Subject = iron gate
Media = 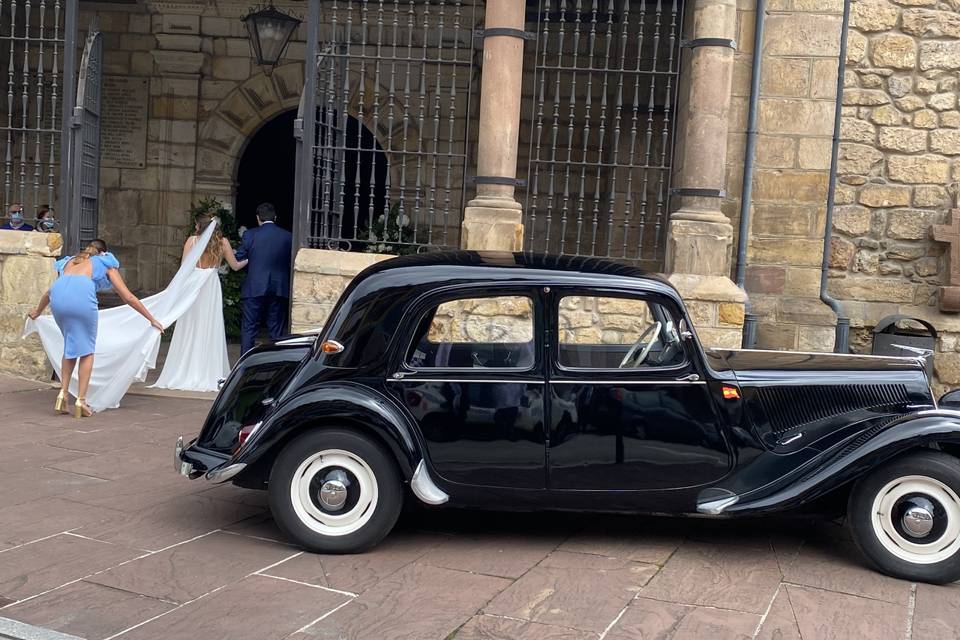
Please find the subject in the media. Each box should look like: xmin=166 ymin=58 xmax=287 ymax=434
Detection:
xmin=522 ymin=0 xmax=683 ymax=269
xmin=69 ymin=25 xmax=101 ymax=247
xmin=296 ymin=0 xmax=481 ymax=253
xmin=0 ymin=0 xmax=71 ymax=224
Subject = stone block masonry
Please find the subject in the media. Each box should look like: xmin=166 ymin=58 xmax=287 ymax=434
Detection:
xmin=827 ymin=0 xmax=960 ymax=393
xmin=734 ymin=0 xmax=843 ymax=352
xmin=0 ymin=231 xmax=62 ymax=382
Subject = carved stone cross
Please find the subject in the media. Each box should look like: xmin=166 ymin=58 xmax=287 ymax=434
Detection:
xmin=932 ymin=208 xmax=960 ymax=312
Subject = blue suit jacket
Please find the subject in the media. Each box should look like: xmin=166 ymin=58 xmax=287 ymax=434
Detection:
xmin=235 ymin=222 xmax=292 ymax=299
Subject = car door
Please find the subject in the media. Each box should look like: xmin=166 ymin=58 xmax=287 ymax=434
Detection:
xmin=547 ymin=288 xmax=731 ymax=494
xmin=388 ymin=287 xmax=547 ymax=489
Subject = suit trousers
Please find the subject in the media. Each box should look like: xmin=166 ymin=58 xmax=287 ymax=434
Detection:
xmin=241 ymin=295 xmax=289 ymax=354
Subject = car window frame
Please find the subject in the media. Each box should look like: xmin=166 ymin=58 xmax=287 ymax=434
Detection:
xmin=551 ymin=287 xmax=691 ymax=375
xmin=396 ymin=285 xmax=543 ymax=376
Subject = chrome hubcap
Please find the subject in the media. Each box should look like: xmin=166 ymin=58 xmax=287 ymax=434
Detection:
xmin=902 ymin=503 xmax=935 ymax=538
xmin=317 ymin=469 xmax=350 ymax=511
xmin=871 ymin=475 xmax=960 ymax=565
xmin=291 ymin=450 xmax=378 ymax=537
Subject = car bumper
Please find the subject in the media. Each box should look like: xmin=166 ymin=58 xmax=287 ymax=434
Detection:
xmin=174 ymin=436 xmax=247 ymax=484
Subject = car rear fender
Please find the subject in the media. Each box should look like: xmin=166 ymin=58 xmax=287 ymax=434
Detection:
xmin=722 ymin=410 xmax=960 ymax=515
xmin=233 ymin=382 xmax=424 ymax=480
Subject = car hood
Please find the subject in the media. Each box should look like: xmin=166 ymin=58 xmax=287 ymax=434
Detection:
xmin=705 ymin=348 xmax=925 ymax=375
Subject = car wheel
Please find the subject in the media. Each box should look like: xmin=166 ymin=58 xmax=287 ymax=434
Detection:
xmin=848 ymin=450 xmax=960 ymax=584
xmin=268 ymin=429 xmax=402 ymax=553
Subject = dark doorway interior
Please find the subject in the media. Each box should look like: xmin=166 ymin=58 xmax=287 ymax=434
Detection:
xmin=236 ymin=109 xmax=297 ymax=231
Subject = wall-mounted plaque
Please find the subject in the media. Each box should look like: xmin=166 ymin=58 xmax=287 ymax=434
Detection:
xmin=101 ymin=76 xmax=149 ymax=169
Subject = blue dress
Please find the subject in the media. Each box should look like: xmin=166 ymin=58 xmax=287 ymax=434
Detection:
xmin=49 ymin=253 xmax=119 ymax=359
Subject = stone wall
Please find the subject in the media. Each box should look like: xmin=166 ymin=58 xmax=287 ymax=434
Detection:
xmin=829 ymin=0 xmax=960 ymax=393
xmin=0 ymin=231 xmax=62 ymax=381
xmin=290 ymin=249 xmax=394 ymax=335
xmin=79 ymin=2 xmax=310 ymax=295
xmin=733 ymin=0 xmax=844 ymax=351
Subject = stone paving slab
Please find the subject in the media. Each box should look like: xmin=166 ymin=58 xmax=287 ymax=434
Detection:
xmin=0 ymin=374 xmax=959 ymax=640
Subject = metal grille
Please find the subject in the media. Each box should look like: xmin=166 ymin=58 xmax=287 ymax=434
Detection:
xmin=300 ymin=0 xmax=480 ymax=253
xmin=0 ymin=0 xmax=66 ymax=222
xmin=757 ymin=384 xmax=909 ymax=435
xmin=70 ymin=26 xmax=100 ymax=246
xmin=522 ymin=0 xmax=683 ymax=269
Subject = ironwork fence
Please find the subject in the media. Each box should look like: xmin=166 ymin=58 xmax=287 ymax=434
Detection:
xmin=521 ymin=0 xmax=683 ymax=269
xmin=0 ymin=0 xmax=68 ymax=223
xmin=69 ymin=26 xmax=101 ymax=247
xmin=297 ymin=0 xmax=481 ymax=253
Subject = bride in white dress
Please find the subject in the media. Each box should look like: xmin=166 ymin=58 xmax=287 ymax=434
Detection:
xmin=26 ymin=216 xmax=233 ymax=411
xmin=150 ymin=212 xmax=246 ymax=392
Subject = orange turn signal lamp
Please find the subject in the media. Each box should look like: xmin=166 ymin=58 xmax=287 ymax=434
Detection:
xmin=722 ymin=386 xmax=740 ymax=400
xmin=320 ymin=340 xmax=344 ymax=354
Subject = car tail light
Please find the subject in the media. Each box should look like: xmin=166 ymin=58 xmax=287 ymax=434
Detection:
xmin=238 ymin=421 xmax=262 ymax=447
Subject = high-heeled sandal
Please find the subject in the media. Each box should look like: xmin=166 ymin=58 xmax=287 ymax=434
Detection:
xmin=74 ymin=398 xmax=93 ymax=419
xmin=54 ymin=389 xmax=70 ymax=414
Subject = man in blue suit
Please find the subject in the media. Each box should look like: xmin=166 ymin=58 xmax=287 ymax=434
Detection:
xmin=235 ymin=202 xmax=292 ymax=354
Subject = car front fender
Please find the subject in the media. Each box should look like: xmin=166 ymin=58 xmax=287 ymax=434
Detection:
xmin=722 ymin=409 xmax=960 ymax=515
xmin=232 ymin=381 xmax=424 ymax=480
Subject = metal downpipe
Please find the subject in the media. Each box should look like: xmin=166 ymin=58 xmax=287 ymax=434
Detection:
xmin=820 ymin=0 xmax=852 ymax=353
xmin=735 ymin=0 xmax=767 ymax=348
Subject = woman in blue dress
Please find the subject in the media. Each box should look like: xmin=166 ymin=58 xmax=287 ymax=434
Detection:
xmin=28 ymin=239 xmax=163 ymax=418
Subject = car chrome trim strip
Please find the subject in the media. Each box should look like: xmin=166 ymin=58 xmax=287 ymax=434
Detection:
xmin=697 ymin=495 xmax=740 ymax=515
xmin=410 ymin=460 xmax=449 ymax=505
xmin=205 ymin=462 xmax=248 ymax=484
xmin=387 ymin=378 xmax=706 ymax=385
xmin=715 ymin=348 xmax=921 ymax=362
xmin=387 ymin=378 xmax=546 ymax=384
xmin=550 ymin=380 xmax=708 ymax=385
xmin=277 ymin=335 xmax=317 ymax=346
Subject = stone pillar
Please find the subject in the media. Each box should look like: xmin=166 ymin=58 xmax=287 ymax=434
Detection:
xmin=665 ymin=0 xmax=738 ymax=276
xmin=460 ymin=0 xmax=525 ymax=252
xmin=0 ymin=231 xmax=62 ymax=381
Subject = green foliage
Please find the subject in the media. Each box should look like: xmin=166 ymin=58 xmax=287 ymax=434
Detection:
xmin=364 ymin=201 xmax=420 ymax=256
xmin=185 ymin=198 xmax=245 ymax=340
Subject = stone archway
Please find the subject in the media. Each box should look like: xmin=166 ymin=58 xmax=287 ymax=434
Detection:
xmin=194 ymin=63 xmax=305 ymax=207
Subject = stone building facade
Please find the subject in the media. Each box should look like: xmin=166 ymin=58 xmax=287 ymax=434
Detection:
xmin=1 ymin=0 xmax=960 ymax=388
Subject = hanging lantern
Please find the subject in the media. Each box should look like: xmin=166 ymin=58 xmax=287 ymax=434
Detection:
xmin=241 ymin=3 xmax=301 ymax=73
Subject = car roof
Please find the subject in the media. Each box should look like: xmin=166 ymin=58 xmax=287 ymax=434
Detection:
xmin=315 ymin=251 xmax=681 ymax=370
xmin=356 ymin=250 xmax=673 ymax=287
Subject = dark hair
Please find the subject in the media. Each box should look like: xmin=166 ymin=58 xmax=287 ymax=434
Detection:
xmin=37 ymin=204 xmax=51 ymax=218
xmin=256 ymin=202 xmax=277 ymax=222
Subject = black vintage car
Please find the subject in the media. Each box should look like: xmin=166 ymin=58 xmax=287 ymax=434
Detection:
xmin=176 ymin=252 xmax=960 ymax=583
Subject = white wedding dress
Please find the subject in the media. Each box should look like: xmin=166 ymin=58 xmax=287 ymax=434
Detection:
xmin=24 ymin=220 xmax=228 ymax=411
xmin=148 ymin=263 xmax=230 ymax=393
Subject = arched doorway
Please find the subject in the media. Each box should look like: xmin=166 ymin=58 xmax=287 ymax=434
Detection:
xmin=236 ymin=110 xmax=297 ymax=231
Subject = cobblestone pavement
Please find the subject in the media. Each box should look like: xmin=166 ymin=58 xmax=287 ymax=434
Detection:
xmin=0 ymin=376 xmax=958 ymax=640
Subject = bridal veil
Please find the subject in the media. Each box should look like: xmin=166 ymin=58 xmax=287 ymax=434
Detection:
xmin=24 ymin=219 xmax=221 ymax=412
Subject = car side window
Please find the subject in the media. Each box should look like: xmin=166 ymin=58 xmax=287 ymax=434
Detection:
xmin=557 ymin=295 xmax=685 ymax=369
xmin=407 ymin=295 xmax=535 ymax=369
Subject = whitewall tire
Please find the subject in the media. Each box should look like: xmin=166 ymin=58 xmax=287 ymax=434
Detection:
xmin=268 ymin=429 xmax=402 ymax=553
xmin=849 ymin=451 xmax=960 ymax=584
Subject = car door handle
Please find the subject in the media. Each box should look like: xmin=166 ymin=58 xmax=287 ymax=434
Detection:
xmin=677 ymin=373 xmax=700 ymax=382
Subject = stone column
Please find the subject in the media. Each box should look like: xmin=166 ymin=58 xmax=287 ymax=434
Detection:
xmin=665 ymin=0 xmax=738 ymax=276
xmin=460 ymin=0 xmax=525 ymax=252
